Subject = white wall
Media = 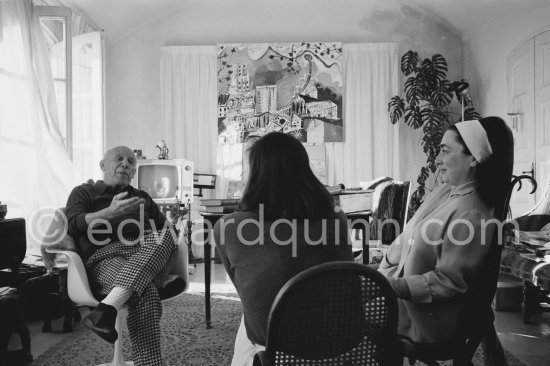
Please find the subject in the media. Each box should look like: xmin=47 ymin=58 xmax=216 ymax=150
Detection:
xmin=105 ymin=0 xmax=464 ymax=183
xmin=464 ymin=1 xmax=550 ymax=118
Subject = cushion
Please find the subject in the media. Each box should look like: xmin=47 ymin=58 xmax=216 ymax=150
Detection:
xmin=40 ymin=208 xmax=76 ymax=272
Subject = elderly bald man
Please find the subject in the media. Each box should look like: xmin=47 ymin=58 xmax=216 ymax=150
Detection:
xmin=65 ymin=146 xmax=180 ymax=366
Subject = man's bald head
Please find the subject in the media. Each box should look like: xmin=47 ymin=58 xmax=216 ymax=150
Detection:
xmin=103 ymin=146 xmax=135 ymax=160
xmin=100 ymin=146 xmax=137 ymax=186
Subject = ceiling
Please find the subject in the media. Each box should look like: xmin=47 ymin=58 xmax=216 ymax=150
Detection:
xmin=59 ymin=0 xmax=194 ymax=44
xmin=57 ymin=0 xmax=543 ymax=47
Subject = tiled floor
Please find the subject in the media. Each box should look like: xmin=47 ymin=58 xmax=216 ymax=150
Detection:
xmin=495 ymin=308 xmax=550 ymax=366
xmin=8 ymin=262 xmax=550 ymax=365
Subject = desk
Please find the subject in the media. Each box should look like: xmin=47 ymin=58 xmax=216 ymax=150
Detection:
xmin=347 ymin=210 xmax=373 ymax=264
xmin=198 ymin=212 xmax=225 ymax=329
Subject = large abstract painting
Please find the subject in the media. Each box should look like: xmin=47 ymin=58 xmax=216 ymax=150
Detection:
xmin=217 ymin=42 xmax=343 ymax=144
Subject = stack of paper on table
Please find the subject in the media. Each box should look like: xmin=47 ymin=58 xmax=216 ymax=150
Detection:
xmin=199 ymin=198 xmax=240 ymax=214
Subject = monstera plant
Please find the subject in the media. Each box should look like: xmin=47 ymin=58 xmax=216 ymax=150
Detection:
xmin=388 ymin=50 xmax=480 ymax=217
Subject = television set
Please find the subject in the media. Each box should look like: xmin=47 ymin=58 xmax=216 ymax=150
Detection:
xmin=132 ymin=159 xmax=194 ymax=204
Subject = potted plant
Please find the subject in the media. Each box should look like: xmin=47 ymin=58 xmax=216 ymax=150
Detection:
xmin=388 ymin=50 xmax=479 ymax=217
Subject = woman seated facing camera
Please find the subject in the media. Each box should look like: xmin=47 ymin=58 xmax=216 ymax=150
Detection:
xmin=379 ymin=116 xmax=514 ymax=343
xmin=214 ymin=132 xmax=353 ymax=366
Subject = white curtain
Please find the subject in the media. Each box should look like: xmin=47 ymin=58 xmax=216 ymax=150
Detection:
xmin=0 ymin=0 xmax=79 ymax=245
xmin=160 ymin=46 xmax=221 ymax=200
xmin=160 ymin=43 xmax=399 ymax=201
xmin=325 ymin=43 xmax=400 ymax=185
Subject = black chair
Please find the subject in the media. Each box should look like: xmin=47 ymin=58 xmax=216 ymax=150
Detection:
xmin=369 ymin=179 xmax=411 ymax=245
xmin=400 ymin=184 xmax=514 ymax=366
xmin=353 ymin=178 xmax=410 ymax=264
xmin=254 ymin=262 xmax=401 ymax=366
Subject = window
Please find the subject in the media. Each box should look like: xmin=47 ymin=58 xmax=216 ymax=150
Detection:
xmin=37 ymin=5 xmax=104 ymax=181
xmin=71 ymin=31 xmax=104 ymax=181
xmin=0 ymin=1 xmax=103 ymax=247
xmin=37 ymin=6 xmax=73 ymax=156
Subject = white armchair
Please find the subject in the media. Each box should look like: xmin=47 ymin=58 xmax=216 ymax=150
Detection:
xmin=46 ymin=233 xmax=189 ymax=366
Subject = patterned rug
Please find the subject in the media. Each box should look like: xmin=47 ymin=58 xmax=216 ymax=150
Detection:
xmin=438 ymin=348 xmax=526 ymax=366
xmin=31 ymin=289 xmax=526 ymax=366
xmin=31 ymin=290 xmax=242 ymax=366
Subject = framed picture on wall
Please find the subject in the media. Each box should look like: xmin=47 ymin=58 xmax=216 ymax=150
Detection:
xmin=217 ymin=42 xmax=343 ymax=144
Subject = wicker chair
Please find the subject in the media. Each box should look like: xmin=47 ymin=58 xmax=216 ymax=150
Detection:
xmin=253 ymin=262 xmax=401 ymax=366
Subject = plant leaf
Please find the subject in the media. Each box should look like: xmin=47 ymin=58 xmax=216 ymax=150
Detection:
xmin=428 ymin=79 xmax=453 ymax=108
xmin=388 ymin=96 xmax=405 ymax=124
xmin=420 ymin=107 xmax=445 ymax=161
xmin=420 ymin=55 xmax=448 ymax=88
xmin=404 ymin=77 xmax=422 ymax=105
xmin=430 ymin=54 xmax=448 ymax=81
xmin=417 ymin=166 xmax=430 ymax=184
xmin=464 ymin=107 xmax=481 ymax=120
xmin=401 ymin=50 xmax=419 ymax=76
xmin=404 ymin=105 xmax=422 ymax=129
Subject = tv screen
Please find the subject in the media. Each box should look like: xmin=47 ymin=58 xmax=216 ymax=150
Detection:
xmin=138 ymin=165 xmax=179 ymax=200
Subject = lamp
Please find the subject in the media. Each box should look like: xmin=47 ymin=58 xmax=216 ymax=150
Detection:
xmin=453 ymin=81 xmax=470 ymax=121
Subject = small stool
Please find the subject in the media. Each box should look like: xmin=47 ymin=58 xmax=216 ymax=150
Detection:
xmin=493 ymin=274 xmax=523 ymax=311
xmin=19 ymin=269 xmax=80 ymax=333
xmin=0 ymin=288 xmax=32 ymax=365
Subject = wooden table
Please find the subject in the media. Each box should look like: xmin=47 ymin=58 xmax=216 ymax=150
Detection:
xmin=198 ymin=212 xmax=225 ymax=329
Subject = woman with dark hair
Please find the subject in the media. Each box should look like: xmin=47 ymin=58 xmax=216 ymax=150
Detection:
xmin=214 ymin=132 xmax=352 ymax=366
xmin=239 ymin=130 xmax=336 ymax=219
xmin=378 ymin=116 xmax=514 ymax=343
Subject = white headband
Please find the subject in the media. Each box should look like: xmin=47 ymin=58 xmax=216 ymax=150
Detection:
xmin=455 ymin=120 xmax=493 ymax=163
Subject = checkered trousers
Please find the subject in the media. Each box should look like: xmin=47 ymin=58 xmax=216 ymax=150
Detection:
xmin=85 ymin=227 xmax=178 ymax=366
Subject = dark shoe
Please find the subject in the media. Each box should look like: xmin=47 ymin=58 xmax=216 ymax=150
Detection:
xmin=158 ymin=278 xmax=187 ymax=300
xmin=82 ymin=303 xmax=118 ymax=343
